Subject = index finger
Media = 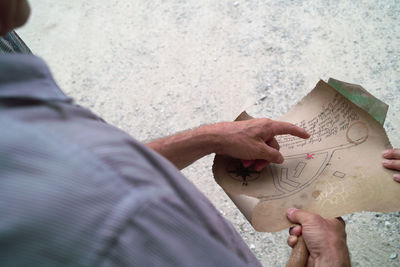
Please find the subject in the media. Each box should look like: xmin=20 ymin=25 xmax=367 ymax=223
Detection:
xmin=271 ymin=121 xmax=310 ymax=139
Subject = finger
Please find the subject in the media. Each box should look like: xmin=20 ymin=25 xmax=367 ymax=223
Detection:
xmin=289 ymin=225 xmax=302 ymax=236
xmin=267 ymin=138 xmax=280 ymax=151
xmin=382 ymin=159 xmax=400 ymax=171
xmin=254 ymin=160 xmax=269 ymax=171
xmin=253 ymin=138 xmax=278 ymax=170
xmin=394 ymin=174 xmax=400 ymax=182
xmin=258 ymin=143 xmax=284 ymax=163
xmin=287 ymin=208 xmax=321 ymax=225
xmin=382 ymin=148 xmax=400 ymax=159
xmin=287 ymin=235 xmax=298 ymax=248
xmin=307 ymin=257 xmax=315 ymax=267
xmin=241 ymin=159 xmax=254 ymax=168
xmin=271 ymin=121 xmax=310 ymax=139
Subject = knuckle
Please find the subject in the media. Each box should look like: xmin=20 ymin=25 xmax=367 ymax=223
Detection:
xmin=307 ymin=214 xmax=323 ymax=223
xmin=386 ymin=148 xmax=400 ymax=158
xmin=388 ymin=160 xmax=400 ymax=168
xmin=262 ymin=119 xmax=273 ymax=129
xmin=386 ymin=149 xmax=395 ymax=157
xmin=257 ymin=146 xmax=269 ymax=158
xmin=395 ymin=161 xmax=400 ymax=168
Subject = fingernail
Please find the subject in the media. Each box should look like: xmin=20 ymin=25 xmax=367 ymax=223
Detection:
xmin=382 ymin=149 xmax=391 ymax=157
xmin=394 ymin=174 xmax=400 ymax=182
xmin=288 ymin=235 xmax=297 ymax=244
xmin=383 ymin=160 xmax=391 ymax=165
xmin=287 ymin=208 xmax=297 ymax=216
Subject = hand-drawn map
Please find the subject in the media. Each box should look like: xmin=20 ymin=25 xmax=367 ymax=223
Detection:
xmin=213 ymin=80 xmax=400 ymax=232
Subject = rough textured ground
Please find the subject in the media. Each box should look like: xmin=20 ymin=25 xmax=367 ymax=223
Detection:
xmin=19 ymin=0 xmax=399 ymax=266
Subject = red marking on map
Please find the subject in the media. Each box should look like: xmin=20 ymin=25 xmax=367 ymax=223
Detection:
xmin=306 ymin=153 xmax=315 ymax=159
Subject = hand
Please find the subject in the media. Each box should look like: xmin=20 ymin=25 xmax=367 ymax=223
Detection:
xmin=215 ymin=118 xmax=310 ymax=171
xmin=146 ymin=118 xmax=309 ymax=170
xmin=286 ymin=208 xmax=350 ymax=267
xmin=382 ymin=148 xmax=400 ymax=182
xmin=241 ymin=138 xmax=280 ymax=171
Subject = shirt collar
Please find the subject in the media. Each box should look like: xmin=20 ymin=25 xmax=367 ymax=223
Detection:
xmin=0 ymin=54 xmax=72 ymax=102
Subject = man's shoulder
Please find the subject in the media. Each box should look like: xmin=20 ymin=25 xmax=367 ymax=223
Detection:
xmin=0 ymin=53 xmax=71 ymax=102
xmin=0 ymin=110 xmax=185 ymax=266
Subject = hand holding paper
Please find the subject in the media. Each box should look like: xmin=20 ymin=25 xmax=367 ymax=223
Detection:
xmin=286 ymin=208 xmax=350 ymax=267
xmin=382 ymin=148 xmax=400 ymax=182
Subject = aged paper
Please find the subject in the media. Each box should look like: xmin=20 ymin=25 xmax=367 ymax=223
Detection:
xmin=328 ymin=78 xmax=388 ymax=125
xmin=213 ymin=80 xmax=400 ymax=232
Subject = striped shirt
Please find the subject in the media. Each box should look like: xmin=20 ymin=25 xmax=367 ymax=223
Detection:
xmin=0 ymin=31 xmax=32 ymax=55
xmin=0 ymin=53 xmax=261 ymax=266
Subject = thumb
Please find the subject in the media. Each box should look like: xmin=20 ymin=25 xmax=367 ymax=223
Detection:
xmin=287 ymin=208 xmax=315 ymax=225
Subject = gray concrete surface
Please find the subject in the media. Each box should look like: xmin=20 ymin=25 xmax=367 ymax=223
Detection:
xmin=18 ymin=0 xmax=399 ymax=266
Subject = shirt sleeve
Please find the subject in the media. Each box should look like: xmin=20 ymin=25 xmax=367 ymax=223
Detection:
xmin=97 ymin=194 xmax=260 ymax=267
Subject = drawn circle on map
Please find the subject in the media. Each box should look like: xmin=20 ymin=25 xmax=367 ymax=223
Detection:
xmin=346 ymin=121 xmax=368 ymax=144
xmin=226 ymin=160 xmax=261 ymax=183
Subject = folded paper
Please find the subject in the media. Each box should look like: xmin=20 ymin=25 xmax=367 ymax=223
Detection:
xmin=213 ymin=80 xmax=400 ymax=232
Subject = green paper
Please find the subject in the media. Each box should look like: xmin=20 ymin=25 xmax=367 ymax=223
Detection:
xmin=328 ymin=78 xmax=388 ymax=125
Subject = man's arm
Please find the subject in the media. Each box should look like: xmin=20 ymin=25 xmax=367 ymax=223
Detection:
xmin=146 ymin=118 xmax=310 ymax=170
xmin=146 ymin=124 xmax=220 ymax=170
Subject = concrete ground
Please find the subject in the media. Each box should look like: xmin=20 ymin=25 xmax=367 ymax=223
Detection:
xmin=19 ymin=0 xmax=399 ymax=266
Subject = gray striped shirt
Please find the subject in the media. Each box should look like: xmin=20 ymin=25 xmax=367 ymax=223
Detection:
xmin=0 ymin=31 xmax=32 ymax=55
xmin=0 ymin=54 xmax=261 ymax=267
